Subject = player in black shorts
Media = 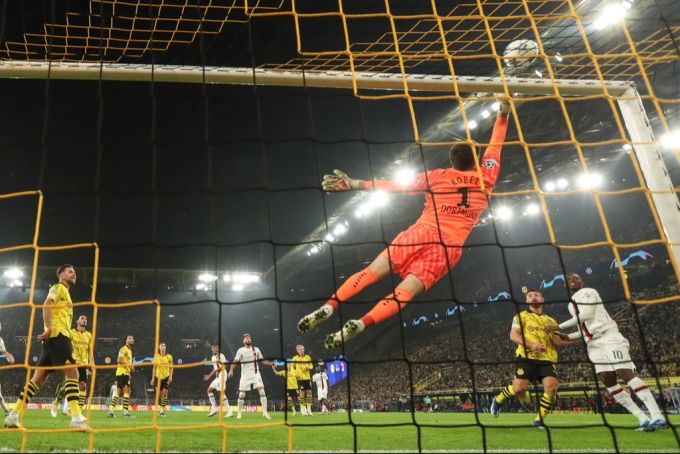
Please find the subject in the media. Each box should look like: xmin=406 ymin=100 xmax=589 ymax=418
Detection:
xmin=490 ymin=289 xmax=576 ymax=428
xmin=4 ymin=265 xmax=86 ymax=430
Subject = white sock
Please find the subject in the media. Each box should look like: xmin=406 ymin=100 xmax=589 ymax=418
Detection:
xmin=322 ymin=404 xmax=328 ymax=412
xmin=237 ymin=399 xmax=244 ymax=415
xmin=628 ymin=378 xmax=663 ymax=420
xmin=208 ymin=392 xmax=216 ymax=409
xmin=607 ymin=385 xmax=648 ymax=423
xmin=223 ymin=396 xmax=231 ymax=413
xmin=260 ymin=395 xmax=268 ymax=414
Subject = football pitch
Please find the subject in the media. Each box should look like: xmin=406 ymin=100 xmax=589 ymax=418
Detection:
xmin=1 ymin=410 xmax=678 ymax=452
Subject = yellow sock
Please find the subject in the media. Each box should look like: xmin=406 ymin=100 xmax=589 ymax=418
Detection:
xmin=63 ymin=379 xmax=82 ymax=416
xmin=495 ymin=385 xmax=516 ymax=404
xmin=14 ymin=380 xmax=39 ymax=414
xmin=536 ymin=392 xmax=555 ymax=421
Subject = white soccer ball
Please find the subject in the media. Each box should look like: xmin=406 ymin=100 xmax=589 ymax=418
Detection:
xmin=503 ymin=39 xmax=539 ymax=67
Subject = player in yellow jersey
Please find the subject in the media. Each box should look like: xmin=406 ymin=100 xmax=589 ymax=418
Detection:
xmin=292 ymin=344 xmax=313 ymax=416
xmin=272 ymin=362 xmax=300 ymax=415
xmin=490 ymin=289 xmax=576 ymax=428
xmin=4 ymin=265 xmax=86 ymax=430
xmin=108 ymin=335 xmax=135 ymax=418
xmin=151 ymin=342 xmax=173 ymax=417
xmin=51 ymin=314 xmax=93 ymax=417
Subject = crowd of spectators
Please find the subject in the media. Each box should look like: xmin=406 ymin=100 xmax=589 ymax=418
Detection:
xmin=1 ymin=286 xmax=678 ymax=412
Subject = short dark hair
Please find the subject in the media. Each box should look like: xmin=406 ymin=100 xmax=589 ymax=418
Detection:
xmin=525 ymin=289 xmax=543 ymax=295
xmin=56 ymin=264 xmax=73 ymax=277
xmin=449 ymin=143 xmax=476 ymax=170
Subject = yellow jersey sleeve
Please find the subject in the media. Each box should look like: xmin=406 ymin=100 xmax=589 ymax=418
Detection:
xmin=46 ymin=283 xmax=73 ymax=338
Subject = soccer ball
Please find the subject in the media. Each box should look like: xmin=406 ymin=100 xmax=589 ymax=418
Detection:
xmin=503 ymin=39 xmax=539 ymax=68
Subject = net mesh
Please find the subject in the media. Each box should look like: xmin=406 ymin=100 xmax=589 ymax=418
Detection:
xmin=0 ymin=0 xmax=679 ymax=452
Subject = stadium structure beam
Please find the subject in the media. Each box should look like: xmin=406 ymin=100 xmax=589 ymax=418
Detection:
xmin=0 ymin=60 xmax=634 ymax=96
xmin=616 ymin=87 xmax=680 ymax=279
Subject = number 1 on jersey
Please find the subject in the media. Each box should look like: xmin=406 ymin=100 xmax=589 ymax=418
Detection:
xmin=457 ymin=188 xmax=469 ymax=208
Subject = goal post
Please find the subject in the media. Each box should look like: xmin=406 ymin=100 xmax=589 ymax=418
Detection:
xmin=1 ymin=60 xmax=677 ymax=283
xmin=0 ymin=60 xmax=634 ymax=96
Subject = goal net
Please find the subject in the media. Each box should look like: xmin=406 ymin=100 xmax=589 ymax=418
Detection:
xmin=0 ymin=0 xmax=678 ymax=452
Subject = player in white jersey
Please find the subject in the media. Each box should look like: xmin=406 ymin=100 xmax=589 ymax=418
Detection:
xmin=203 ymin=343 xmax=233 ymax=417
xmin=311 ymin=363 xmax=330 ymax=414
xmin=228 ymin=334 xmax=275 ymax=419
xmin=553 ymin=273 xmax=668 ymax=431
xmin=0 ymin=322 xmax=16 ymax=414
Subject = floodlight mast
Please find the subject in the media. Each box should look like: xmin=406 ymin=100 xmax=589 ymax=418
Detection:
xmin=1 ymin=61 xmax=677 ymax=283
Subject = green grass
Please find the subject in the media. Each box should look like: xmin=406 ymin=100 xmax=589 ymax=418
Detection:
xmin=1 ymin=410 xmax=678 ymax=452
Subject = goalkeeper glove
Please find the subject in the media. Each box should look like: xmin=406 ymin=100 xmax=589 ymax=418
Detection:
xmin=322 ymin=169 xmax=361 ymax=191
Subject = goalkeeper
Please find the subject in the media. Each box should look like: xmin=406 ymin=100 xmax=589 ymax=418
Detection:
xmin=298 ymin=100 xmax=512 ymax=349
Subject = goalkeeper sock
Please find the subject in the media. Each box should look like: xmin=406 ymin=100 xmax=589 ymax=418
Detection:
xmin=327 ymin=268 xmax=378 ymax=310
xmin=360 ymin=287 xmax=413 ymax=327
xmin=535 ymin=392 xmax=555 ymax=421
xmin=628 ymin=377 xmax=663 ymax=420
xmin=607 ymin=385 xmax=648 ymax=423
xmin=208 ymin=392 xmax=217 ymax=409
xmin=495 ymin=385 xmax=516 ymax=404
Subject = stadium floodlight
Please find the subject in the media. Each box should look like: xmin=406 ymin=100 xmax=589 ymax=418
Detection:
xmin=481 ymin=110 xmax=490 ymax=119
xmin=557 ymin=178 xmax=569 ymax=190
xmin=491 ymin=102 xmax=500 ymax=112
xmin=555 ymin=52 xmax=564 ymax=62
xmin=496 ymin=206 xmax=513 ymax=221
xmin=310 ymin=245 xmax=320 ymax=254
xmin=3 ymin=268 xmax=23 ymax=280
xmin=369 ymin=191 xmax=389 ymax=208
xmin=325 ymin=233 xmax=335 ymax=242
xmin=395 ymin=167 xmax=416 ymax=185
xmin=660 ymin=130 xmax=680 ymax=149
xmin=195 ymin=282 xmax=207 ymax=291
xmin=534 ymin=70 xmax=543 ymax=78
xmin=594 ymin=2 xmax=628 ymax=30
xmin=231 ymin=272 xmax=260 ymax=284
xmin=231 ymin=283 xmax=245 ymax=291
xmin=222 ymin=274 xmax=231 ymax=283
xmin=198 ymin=273 xmax=217 ymax=283
xmin=544 ymin=181 xmax=556 ymax=192
xmin=467 ymin=120 xmax=478 ymax=130
xmin=526 ymin=203 xmax=541 ymax=215
xmin=333 ymin=223 xmax=348 ymax=236
xmin=623 ymin=143 xmax=633 ymax=151
xmin=578 ymin=172 xmax=604 ymax=188
xmin=355 ymin=203 xmax=371 ymax=218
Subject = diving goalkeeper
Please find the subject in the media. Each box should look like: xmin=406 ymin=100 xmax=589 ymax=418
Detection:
xmin=299 ymin=100 xmax=512 ymax=349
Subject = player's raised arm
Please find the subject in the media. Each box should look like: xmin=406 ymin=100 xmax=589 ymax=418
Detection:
xmin=322 ymin=169 xmax=427 ymax=193
xmin=480 ymin=100 xmax=511 ymax=189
